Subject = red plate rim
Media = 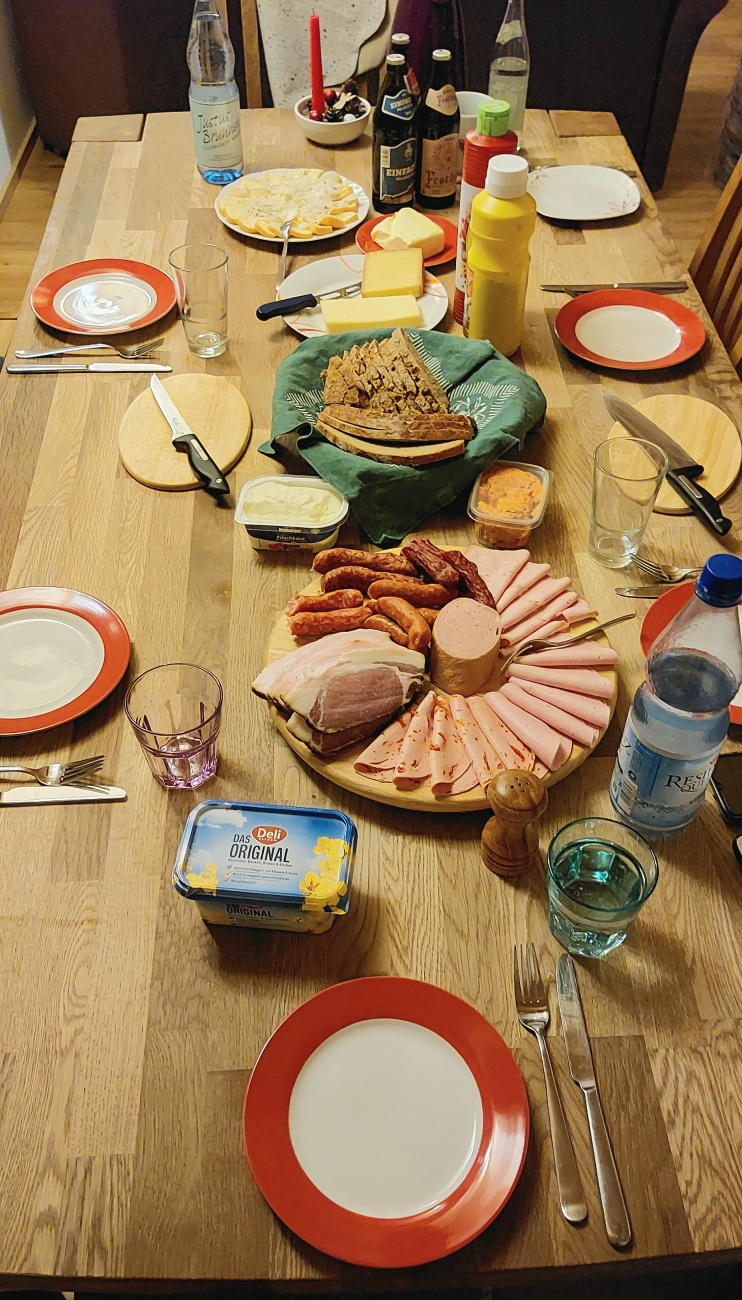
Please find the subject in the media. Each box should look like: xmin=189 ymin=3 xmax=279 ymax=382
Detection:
xmin=639 ymin=580 xmax=742 ymax=725
xmin=244 ymin=975 xmax=529 ymax=1268
xmin=355 ymin=214 xmax=458 ymax=266
xmin=0 ymin=587 xmax=131 ymax=735
xmin=30 ymin=258 xmax=177 ymax=335
xmin=554 ymin=288 xmax=706 ymax=371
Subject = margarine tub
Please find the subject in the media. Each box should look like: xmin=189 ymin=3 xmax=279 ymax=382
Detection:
xmin=235 ymin=475 xmax=349 ymax=551
xmin=172 ymin=800 xmax=356 ymax=932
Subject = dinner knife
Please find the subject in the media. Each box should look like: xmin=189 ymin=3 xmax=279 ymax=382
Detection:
xmin=541 ymin=281 xmax=687 ymax=294
xmin=557 ymin=954 xmax=631 ymax=1248
xmin=604 ymin=392 xmax=732 ymax=536
xmin=256 ymin=283 xmax=362 ymax=321
xmin=6 ymin=362 xmax=172 ymax=374
xmin=0 ymin=784 xmax=127 ymax=805
xmin=149 ymin=374 xmax=230 ymax=497
xmin=615 ymin=584 xmax=682 ymax=598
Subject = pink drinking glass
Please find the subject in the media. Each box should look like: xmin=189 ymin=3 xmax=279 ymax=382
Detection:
xmin=125 ymin=663 xmax=223 ymax=789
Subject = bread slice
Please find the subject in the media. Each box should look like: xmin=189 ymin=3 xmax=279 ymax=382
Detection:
xmin=320 ymin=329 xmax=449 ymax=418
xmin=321 ymin=404 xmax=475 ymax=444
xmin=315 ymin=417 xmax=464 ymax=464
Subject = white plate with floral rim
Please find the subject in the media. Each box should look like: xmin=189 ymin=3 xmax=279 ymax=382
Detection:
xmin=276 ymin=254 xmax=449 ymax=338
xmin=527 ymin=165 xmax=641 ymax=222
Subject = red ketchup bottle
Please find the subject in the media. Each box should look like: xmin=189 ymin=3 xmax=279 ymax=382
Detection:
xmin=454 ymin=98 xmax=517 ymax=324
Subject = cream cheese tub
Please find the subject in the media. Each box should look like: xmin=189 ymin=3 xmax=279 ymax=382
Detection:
xmin=235 ymin=475 xmax=349 ymax=551
xmin=172 ymin=800 xmax=356 ymax=932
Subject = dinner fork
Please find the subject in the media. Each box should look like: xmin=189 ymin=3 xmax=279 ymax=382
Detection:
xmin=16 ymin=336 xmax=165 ymax=360
xmin=500 ymin=612 xmax=636 ymax=675
xmin=276 ymin=218 xmax=293 ymax=292
xmin=0 ymin=756 xmax=105 ymax=788
xmin=632 ymin=554 xmax=703 ymax=584
xmin=514 ymin=944 xmax=587 ymax=1224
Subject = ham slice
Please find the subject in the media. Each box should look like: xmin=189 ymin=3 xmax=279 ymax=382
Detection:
xmin=533 ymin=760 xmax=551 ymax=781
xmin=468 ymin=695 xmax=534 ymax=771
xmin=496 ymin=562 xmax=551 ymax=613
xmin=524 ymin=618 xmax=570 ymax=643
xmin=500 ymin=681 xmax=599 ymax=748
xmin=485 ymin=691 xmax=572 ymax=772
xmin=563 ymin=600 xmax=598 ymax=625
xmin=508 ymin=662 xmax=615 ymax=701
xmin=500 ymin=576 xmax=573 ymax=632
xmin=466 ymin=546 xmax=530 ymax=605
xmin=394 ymin=691 xmax=435 ymax=787
xmin=501 ymin=592 xmax=578 ymax=646
xmin=449 ymin=695 xmax=505 ymax=791
xmin=518 ymin=643 xmax=618 ymax=669
xmin=430 ymin=695 xmax=472 ymax=795
xmin=511 ymin=678 xmax=612 ymax=729
xmin=354 ymin=707 xmax=416 ymax=774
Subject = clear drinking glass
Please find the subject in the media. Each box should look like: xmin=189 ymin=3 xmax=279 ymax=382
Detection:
xmin=546 ymin=816 xmax=658 ymax=958
xmin=125 ymin=663 xmax=223 ymax=789
xmin=168 ymin=243 xmax=228 ymax=357
xmin=589 ymin=437 xmax=668 ymax=568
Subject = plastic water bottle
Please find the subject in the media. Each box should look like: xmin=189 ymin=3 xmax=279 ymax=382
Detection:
xmin=488 ymin=0 xmax=530 ymax=143
xmin=188 ymin=0 xmax=243 ymax=185
xmin=610 ymin=554 xmax=742 ymax=836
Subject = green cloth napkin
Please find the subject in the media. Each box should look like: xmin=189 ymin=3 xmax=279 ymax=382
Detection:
xmin=260 ymin=328 xmax=546 ymax=547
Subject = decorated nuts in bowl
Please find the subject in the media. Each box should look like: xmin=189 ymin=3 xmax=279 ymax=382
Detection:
xmin=294 ymin=83 xmax=371 ymax=146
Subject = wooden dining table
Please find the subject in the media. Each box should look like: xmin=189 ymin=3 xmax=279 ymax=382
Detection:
xmin=1 ymin=106 xmax=741 ymax=1292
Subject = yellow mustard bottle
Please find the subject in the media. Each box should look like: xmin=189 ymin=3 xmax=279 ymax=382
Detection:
xmin=465 ymin=154 xmax=536 ymax=356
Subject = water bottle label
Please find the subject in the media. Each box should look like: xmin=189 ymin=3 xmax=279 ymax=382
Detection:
xmin=381 ymin=90 xmax=415 ymax=122
xmin=378 ymin=138 xmax=417 ymax=203
xmin=610 ymin=716 xmax=717 ymax=824
xmin=190 ymin=93 xmax=242 ymax=170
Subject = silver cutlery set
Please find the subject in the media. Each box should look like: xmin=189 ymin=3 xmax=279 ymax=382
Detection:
xmin=0 ymin=755 xmax=125 ymax=805
xmin=7 ymin=334 xmax=171 ymax=375
xmin=515 ymin=943 xmax=631 ymax=1247
xmin=616 ymin=555 xmax=704 ymax=598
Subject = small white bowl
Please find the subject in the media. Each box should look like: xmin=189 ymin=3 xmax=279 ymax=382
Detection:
xmin=294 ymin=95 xmax=371 ymax=146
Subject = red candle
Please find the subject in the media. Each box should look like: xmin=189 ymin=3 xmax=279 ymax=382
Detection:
xmin=309 ymin=13 xmax=324 ymax=116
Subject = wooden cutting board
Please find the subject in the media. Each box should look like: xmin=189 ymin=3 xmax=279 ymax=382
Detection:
xmin=119 ymin=375 xmax=252 ymax=490
xmin=608 ymin=394 xmax=741 ymax=514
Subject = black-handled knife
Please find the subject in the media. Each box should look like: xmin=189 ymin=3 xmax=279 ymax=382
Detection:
xmin=149 ymin=375 xmax=230 ymax=497
xmin=604 ymin=392 xmax=733 ymax=537
xmin=256 ymin=294 xmax=322 ymax=320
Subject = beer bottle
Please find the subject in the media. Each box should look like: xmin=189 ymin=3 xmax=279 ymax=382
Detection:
xmin=372 ymin=53 xmax=418 ymax=214
xmin=416 ymin=48 xmax=460 ymax=209
xmin=390 ymin=32 xmax=420 ymax=107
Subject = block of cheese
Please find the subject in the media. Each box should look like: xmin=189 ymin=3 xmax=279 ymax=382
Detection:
xmin=321 ymin=295 xmax=423 ymax=332
xmin=361 ymin=248 xmax=425 ymax=299
xmin=372 ymin=209 xmax=446 ymax=258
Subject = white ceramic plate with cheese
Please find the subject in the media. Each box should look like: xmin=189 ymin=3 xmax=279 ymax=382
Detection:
xmin=215 ymin=170 xmax=369 ymax=243
xmin=277 ymin=254 xmax=449 ymax=338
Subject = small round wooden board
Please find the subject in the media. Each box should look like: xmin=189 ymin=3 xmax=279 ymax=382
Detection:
xmin=608 ymin=394 xmax=741 ymax=515
xmin=119 ymin=374 xmax=252 ymax=490
xmin=263 ymin=571 xmax=618 ymax=813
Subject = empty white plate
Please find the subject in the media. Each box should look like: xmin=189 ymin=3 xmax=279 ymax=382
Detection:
xmin=52 ymin=271 xmax=158 ymax=329
xmin=575 ymin=304 xmax=682 ymax=362
xmin=528 ymin=165 xmax=641 ymax=222
xmin=0 ymin=608 xmax=105 ymax=718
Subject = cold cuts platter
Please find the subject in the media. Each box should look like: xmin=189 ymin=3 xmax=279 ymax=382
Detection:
xmin=257 ymin=541 xmax=619 ymax=813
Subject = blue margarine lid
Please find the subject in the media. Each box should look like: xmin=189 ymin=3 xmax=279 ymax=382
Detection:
xmin=696 ymin=554 xmax=742 ymax=607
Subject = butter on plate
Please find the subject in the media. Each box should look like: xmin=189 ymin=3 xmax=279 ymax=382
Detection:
xmin=321 ymin=294 xmax=422 ymax=331
xmin=373 ymin=208 xmax=446 ymax=258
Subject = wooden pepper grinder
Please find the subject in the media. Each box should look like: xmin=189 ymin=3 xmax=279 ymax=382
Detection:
xmin=481 ymin=769 xmax=548 ymax=879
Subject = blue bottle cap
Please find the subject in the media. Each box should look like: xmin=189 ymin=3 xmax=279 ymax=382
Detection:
xmin=696 ymin=553 xmax=742 ymax=607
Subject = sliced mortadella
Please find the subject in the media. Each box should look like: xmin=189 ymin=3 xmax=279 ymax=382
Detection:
xmin=510 ymin=677 xmax=612 ymax=728
xmin=465 ymin=546 xmax=530 ymax=605
xmin=393 ymin=691 xmax=436 ymax=787
xmin=449 ymin=763 xmax=478 ymax=794
xmin=500 ymin=576 xmax=573 ymax=632
xmin=563 ymin=600 xmax=599 ymax=625
xmin=507 ymin=662 xmax=615 ymax=700
xmin=518 ymin=643 xmax=618 ymax=669
xmin=449 ymin=694 xmax=505 ymax=791
xmin=533 ymin=760 xmax=551 ymax=781
xmin=468 ymin=694 xmax=535 ymax=771
xmin=500 ymin=681 xmax=599 ymax=748
xmin=354 ymin=706 xmax=417 ymax=774
xmin=496 ymin=562 xmax=552 ymax=613
xmin=485 ymin=691 xmax=572 ymax=772
xmin=501 ymin=592 xmax=578 ymax=646
xmin=430 ymin=695 xmax=472 ymax=796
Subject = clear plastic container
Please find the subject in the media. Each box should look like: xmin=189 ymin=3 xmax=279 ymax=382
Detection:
xmin=235 ymin=475 xmax=349 ymax=551
xmin=467 ymin=460 xmax=550 ymax=548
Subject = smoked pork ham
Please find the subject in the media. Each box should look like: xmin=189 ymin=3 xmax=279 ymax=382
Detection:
xmin=500 ymin=681 xmax=599 ymax=748
xmin=465 ymin=546 xmax=529 ymax=605
xmin=507 ymin=662 xmax=614 ymax=701
xmin=518 ymin=643 xmax=618 ymax=669
xmin=429 ymin=597 xmax=501 ymax=695
xmin=512 ymin=678 xmax=611 ymax=729
xmin=485 ymin=691 xmax=572 ymax=772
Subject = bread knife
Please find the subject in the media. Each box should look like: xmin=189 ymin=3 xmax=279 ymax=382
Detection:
xmin=149 ymin=374 xmax=230 ymax=497
xmin=0 ymin=784 xmax=127 ymax=805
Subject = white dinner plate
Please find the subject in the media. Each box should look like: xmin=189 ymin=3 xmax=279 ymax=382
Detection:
xmin=277 ymin=253 xmax=449 ymax=337
xmin=527 ymin=165 xmax=641 ymax=222
xmin=0 ymin=607 xmax=105 ymax=718
xmin=214 ymin=170 xmax=369 ymax=243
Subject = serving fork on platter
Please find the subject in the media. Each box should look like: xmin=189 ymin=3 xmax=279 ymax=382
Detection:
xmin=500 ymin=613 xmax=636 ymax=675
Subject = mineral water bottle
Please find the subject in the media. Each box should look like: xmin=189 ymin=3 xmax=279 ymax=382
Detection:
xmin=610 ymin=554 xmax=742 ymax=836
xmin=188 ymin=0 xmax=243 ymax=185
xmin=488 ymin=0 xmax=529 ymax=143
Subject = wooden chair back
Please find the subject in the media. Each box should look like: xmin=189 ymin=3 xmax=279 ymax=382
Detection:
xmin=691 ymin=151 xmax=742 ymax=375
xmin=238 ymin=0 xmax=264 ymax=109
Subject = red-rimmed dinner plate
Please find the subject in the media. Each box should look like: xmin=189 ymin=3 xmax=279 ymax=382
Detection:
xmin=554 ymin=289 xmax=706 ymax=370
xmin=244 ymin=976 xmax=529 ymax=1268
xmin=640 ymin=581 xmax=742 ymax=725
xmin=0 ymin=587 xmax=130 ymax=736
xmin=355 ymin=213 xmax=458 ymax=266
xmin=30 ymin=259 xmax=176 ymax=335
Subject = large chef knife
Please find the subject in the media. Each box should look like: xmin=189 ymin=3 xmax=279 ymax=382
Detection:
xmin=557 ymin=954 xmax=631 ymax=1248
xmin=0 ymin=784 xmax=127 ymax=805
xmin=604 ymin=392 xmax=732 ymax=537
xmin=149 ymin=374 xmax=230 ymax=497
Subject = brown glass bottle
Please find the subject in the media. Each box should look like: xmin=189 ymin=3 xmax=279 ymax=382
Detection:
xmin=390 ymin=32 xmax=420 ymax=107
xmin=372 ymin=53 xmax=418 ymax=214
xmin=416 ymin=48 xmax=460 ymax=209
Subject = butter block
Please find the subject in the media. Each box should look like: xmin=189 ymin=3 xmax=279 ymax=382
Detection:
xmin=388 ymin=208 xmax=446 ymax=258
xmin=372 ymin=216 xmax=397 ymax=249
xmin=361 ymin=248 xmax=425 ymax=299
xmin=321 ymin=295 xmax=423 ymax=332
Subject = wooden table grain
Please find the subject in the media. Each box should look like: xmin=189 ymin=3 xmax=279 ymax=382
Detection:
xmin=0 ymin=108 xmax=741 ymax=1290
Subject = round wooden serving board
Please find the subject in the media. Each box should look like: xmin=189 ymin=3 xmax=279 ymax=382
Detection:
xmin=119 ymin=374 xmax=252 ymax=490
xmin=608 ymin=394 xmax=741 ymax=515
xmin=264 ymin=573 xmax=618 ymax=813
